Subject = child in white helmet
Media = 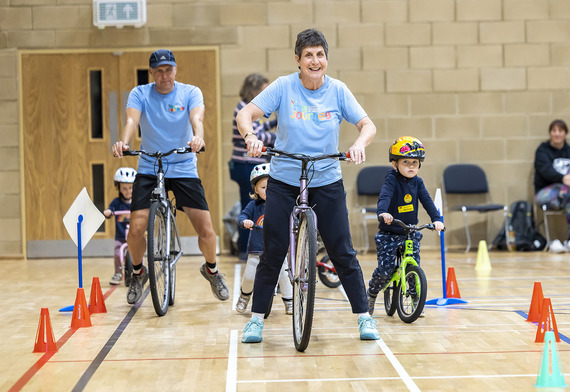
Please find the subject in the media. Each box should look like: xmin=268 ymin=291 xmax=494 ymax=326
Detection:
xmin=236 ymin=163 xmax=293 ymax=314
xmin=103 ymin=167 xmax=136 ymax=285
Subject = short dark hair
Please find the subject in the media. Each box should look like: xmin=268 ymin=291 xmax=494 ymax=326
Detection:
xmin=239 ymin=73 xmax=269 ymax=103
xmin=549 ymin=119 xmax=568 ymax=134
xmin=294 ymin=29 xmax=328 ymax=59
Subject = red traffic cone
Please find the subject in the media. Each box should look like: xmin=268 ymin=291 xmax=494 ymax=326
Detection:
xmin=446 ymin=267 xmax=462 ymax=298
xmin=527 ymin=282 xmax=544 ymax=322
xmin=33 ymin=308 xmax=58 ymax=353
xmin=71 ymin=288 xmax=92 ymax=329
xmin=535 ymin=298 xmax=560 ymax=343
xmin=89 ymin=277 xmax=107 ymax=314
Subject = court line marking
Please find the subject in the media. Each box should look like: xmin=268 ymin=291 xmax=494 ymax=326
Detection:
xmin=232 ymin=264 xmax=242 ymax=311
xmin=71 ymin=288 xmax=149 ymax=392
xmin=236 ymin=373 xmax=570 ymax=384
xmin=376 ymin=338 xmax=421 ymax=391
xmin=226 ymin=330 xmax=238 ymax=392
xmin=8 ymin=286 xmax=118 ymax=392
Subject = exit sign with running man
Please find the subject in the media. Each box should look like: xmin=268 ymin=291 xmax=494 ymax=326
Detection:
xmin=93 ymin=0 xmax=146 ymax=28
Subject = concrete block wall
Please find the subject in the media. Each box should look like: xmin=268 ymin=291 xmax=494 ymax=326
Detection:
xmin=1 ymin=0 xmax=570 ymax=256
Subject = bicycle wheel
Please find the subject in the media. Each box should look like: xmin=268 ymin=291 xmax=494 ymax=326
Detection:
xmin=396 ymin=265 xmax=427 ymax=323
xmin=124 ymin=250 xmax=133 ymax=287
xmin=317 ymin=254 xmax=341 ymax=288
xmin=168 ymin=223 xmax=177 ymax=306
xmin=292 ymin=209 xmax=317 ymax=352
xmin=147 ymin=202 xmax=170 ymax=316
xmin=383 ymin=281 xmax=397 ymax=316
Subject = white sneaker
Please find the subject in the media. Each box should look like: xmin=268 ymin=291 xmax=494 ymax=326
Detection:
xmin=564 ymin=240 xmax=570 ymax=252
xmin=549 ymin=239 xmax=566 ymax=253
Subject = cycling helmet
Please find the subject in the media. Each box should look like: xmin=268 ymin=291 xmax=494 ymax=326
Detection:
xmin=114 ymin=167 xmax=137 ymax=184
xmin=250 ymin=163 xmax=270 ymax=188
xmin=389 ymin=136 xmax=426 ymax=162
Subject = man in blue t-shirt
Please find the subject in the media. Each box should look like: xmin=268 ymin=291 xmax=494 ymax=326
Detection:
xmin=237 ymin=29 xmax=380 ymax=344
xmin=112 ymin=49 xmax=229 ymax=305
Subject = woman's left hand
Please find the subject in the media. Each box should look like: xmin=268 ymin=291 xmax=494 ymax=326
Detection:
xmin=347 ymin=143 xmax=366 ymax=165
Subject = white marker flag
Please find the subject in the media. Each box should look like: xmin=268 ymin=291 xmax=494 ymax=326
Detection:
xmin=63 ymin=187 xmax=105 ymax=250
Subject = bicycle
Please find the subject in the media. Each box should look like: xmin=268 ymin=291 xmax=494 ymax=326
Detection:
xmin=262 ymin=147 xmax=350 ymax=352
xmin=122 ymin=147 xmax=201 ymax=316
xmin=376 ymin=218 xmax=438 ymax=323
xmin=111 ymin=210 xmax=133 ymax=287
xmin=316 ymin=235 xmax=340 ymax=288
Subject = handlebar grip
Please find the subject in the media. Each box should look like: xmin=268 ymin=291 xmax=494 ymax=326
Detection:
xmin=123 ymin=150 xmax=136 ymax=156
xmin=345 ymin=151 xmax=351 ymax=159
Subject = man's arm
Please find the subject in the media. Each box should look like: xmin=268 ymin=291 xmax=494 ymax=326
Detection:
xmin=112 ymin=107 xmax=141 ymax=157
xmin=188 ymin=106 xmax=205 ymax=152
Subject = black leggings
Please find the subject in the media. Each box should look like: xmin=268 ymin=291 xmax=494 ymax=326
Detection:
xmin=251 ymin=177 xmax=368 ymax=314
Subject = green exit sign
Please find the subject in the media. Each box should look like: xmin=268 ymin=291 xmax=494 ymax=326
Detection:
xmin=93 ymin=0 xmax=146 ymax=28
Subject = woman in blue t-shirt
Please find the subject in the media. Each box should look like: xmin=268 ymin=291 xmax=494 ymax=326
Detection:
xmin=236 ymin=29 xmax=379 ymax=344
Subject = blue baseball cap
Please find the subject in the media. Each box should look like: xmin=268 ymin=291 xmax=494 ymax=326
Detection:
xmin=149 ymin=49 xmax=177 ymax=68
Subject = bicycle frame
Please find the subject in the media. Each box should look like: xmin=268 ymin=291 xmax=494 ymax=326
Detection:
xmin=381 ymin=235 xmax=420 ymax=297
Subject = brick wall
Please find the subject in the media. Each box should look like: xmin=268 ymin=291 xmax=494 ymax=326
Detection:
xmin=1 ymin=0 xmax=570 ymax=256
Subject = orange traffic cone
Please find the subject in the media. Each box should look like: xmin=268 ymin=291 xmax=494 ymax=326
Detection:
xmin=71 ymin=288 xmax=92 ymax=329
xmin=446 ymin=267 xmax=462 ymax=298
xmin=527 ymin=282 xmax=544 ymax=323
xmin=33 ymin=308 xmax=58 ymax=353
xmin=535 ymin=298 xmax=560 ymax=343
xmin=89 ymin=277 xmax=107 ymax=314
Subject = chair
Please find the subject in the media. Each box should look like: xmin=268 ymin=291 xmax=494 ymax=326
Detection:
xmin=538 ymin=204 xmax=566 ymax=251
xmin=355 ymin=165 xmax=393 ymax=253
xmin=443 ymin=164 xmax=508 ymax=252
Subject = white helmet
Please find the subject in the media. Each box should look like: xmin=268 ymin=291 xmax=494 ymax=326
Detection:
xmin=114 ymin=167 xmax=137 ymax=184
xmin=250 ymin=163 xmax=270 ymax=188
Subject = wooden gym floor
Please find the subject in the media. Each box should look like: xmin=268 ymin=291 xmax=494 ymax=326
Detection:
xmin=2 ymin=249 xmax=569 ymax=391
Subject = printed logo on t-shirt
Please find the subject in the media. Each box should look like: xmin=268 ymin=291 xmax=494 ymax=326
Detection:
xmin=553 ymin=158 xmax=570 ymax=176
xmin=168 ymin=104 xmax=185 ymax=112
xmin=289 ymin=99 xmax=331 ymax=122
xmin=256 ymin=215 xmax=264 ymax=227
xmin=404 ymin=194 xmax=412 ymax=203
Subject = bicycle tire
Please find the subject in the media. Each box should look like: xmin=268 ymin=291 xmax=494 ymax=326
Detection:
xmin=396 ymin=265 xmax=427 ymax=323
xmin=317 ymin=255 xmax=341 ymax=288
xmin=124 ymin=250 xmax=133 ymax=287
xmin=292 ymin=209 xmax=317 ymax=352
xmin=168 ymin=222 xmax=177 ymax=306
xmin=384 ymin=281 xmax=397 ymax=316
xmin=147 ymin=202 xmax=170 ymax=316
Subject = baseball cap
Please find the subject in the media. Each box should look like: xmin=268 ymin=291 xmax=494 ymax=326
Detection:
xmin=149 ymin=49 xmax=177 ymax=68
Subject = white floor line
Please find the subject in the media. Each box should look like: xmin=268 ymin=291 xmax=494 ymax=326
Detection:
xmin=376 ymin=338 xmax=421 ymax=392
xmin=232 ymin=264 xmax=242 ymax=311
xmin=236 ymin=373 xmax=555 ymax=384
xmin=225 ymin=330 xmax=238 ymax=392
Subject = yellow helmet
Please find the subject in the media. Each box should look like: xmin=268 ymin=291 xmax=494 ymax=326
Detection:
xmin=389 ymin=136 xmax=425 ymax=162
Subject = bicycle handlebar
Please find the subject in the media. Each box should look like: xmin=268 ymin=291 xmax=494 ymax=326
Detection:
xmin=261 ymin=147 xmax=350 ymax=162
xmin=123 ymin=146 xmax=205 ymax=157
xmin=379 ymin=217 xmax=444 ymax=232
xmin=112 ymin=210 xmax=131 ymax=216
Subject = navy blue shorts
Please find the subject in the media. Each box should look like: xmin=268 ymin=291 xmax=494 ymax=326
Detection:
xmin=131 ymin=174 xmax=209 ymax=212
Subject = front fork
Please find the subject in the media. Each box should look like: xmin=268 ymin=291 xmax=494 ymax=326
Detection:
xmin=381 ymin=239 xmax=419 ymax=295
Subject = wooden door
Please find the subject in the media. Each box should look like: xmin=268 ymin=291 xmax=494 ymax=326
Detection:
xmin=21 ymin=49 xmax=220 ymax=252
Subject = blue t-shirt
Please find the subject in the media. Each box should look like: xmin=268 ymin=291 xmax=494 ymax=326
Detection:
xmin=126 ymin=81 xmax=204 ymax=178
xmin=251 ymin=73 xmax=367 ymax=187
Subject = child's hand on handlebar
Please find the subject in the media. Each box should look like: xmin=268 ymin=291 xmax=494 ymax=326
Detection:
xmin=433 ymin=221 xmax=445 ymax=232
xmin=242 ymin=219 xmax=254 ymax=229
xmin=379 ymin=212 xmax=393 ymax=224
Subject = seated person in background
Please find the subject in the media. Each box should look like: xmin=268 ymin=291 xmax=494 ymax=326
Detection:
xmin=534 ymin=119 xmax=570 ymax=252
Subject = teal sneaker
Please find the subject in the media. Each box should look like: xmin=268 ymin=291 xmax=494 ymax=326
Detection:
xmin=242 ymin=317 xmax=263 ymax=343
xmin=358 ymin=315 xmax=380 ymax=340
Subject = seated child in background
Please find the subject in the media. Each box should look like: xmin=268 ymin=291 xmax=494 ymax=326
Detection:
xmin=236 ymin=163 xmax=293 ymax=315
xmin=103 ymin=167 xmax=136 ymax=286
xmin=367 ymin=136 xmax=444 ymax=315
